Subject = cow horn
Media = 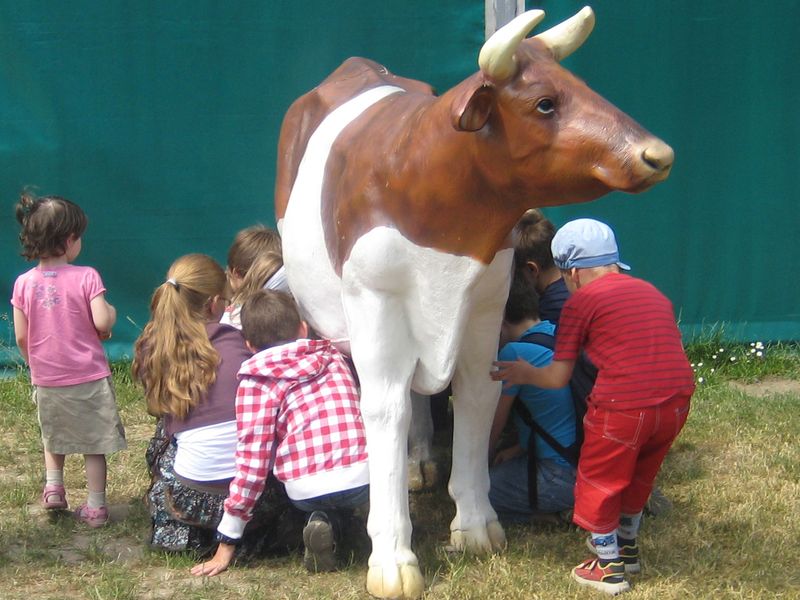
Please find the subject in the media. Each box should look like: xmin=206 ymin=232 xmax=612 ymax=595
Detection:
xmin=533 ymin=6 xmax=595 ymax=61
xmin=478 ymin=10 xmax=545 ymax=80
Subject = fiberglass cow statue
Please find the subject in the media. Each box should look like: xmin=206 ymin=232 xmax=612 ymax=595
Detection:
xmin=276 ymin=7 xmax=673 ymax=599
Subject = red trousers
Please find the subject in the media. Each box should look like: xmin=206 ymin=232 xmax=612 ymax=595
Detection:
xmin=572 ymin=394 xmax=691 ymax=533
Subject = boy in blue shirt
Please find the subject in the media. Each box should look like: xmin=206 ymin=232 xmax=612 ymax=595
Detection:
xmin=488 ymin=270 xmax=576 ymax=522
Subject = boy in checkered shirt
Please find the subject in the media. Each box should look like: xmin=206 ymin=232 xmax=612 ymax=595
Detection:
xmin=192 ymin=290 xmax=369 ymax=577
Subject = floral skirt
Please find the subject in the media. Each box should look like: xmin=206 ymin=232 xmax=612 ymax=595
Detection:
xmin=145 ymin=420 xmax=305 ymax=557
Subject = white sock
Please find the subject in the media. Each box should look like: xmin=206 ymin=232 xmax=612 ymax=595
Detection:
xmin=45 ymin=469 xmax=64 ymax=486
xmin=87 ymin=490 xmax=106 ymax=509
xmin=618 ymin=511 xmax=643 ymax=541
xmin=591 ymin=530 xmax=619 ymax=562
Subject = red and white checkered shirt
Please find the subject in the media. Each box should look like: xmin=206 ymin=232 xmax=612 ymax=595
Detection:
xmin=218 ymin=338 xmax=368 ymax=539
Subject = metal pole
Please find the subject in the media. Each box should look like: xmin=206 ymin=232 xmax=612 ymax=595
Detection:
xmin=485 ymin=0 xmax=526 ymax=39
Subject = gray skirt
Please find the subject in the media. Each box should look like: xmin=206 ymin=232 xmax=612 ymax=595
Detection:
xmin=34 ymin=377 xmax=127 ymax=455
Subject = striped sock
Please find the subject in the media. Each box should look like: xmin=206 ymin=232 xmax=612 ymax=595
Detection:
xmin=46 ymin=470 xmax=64 ymax=486
xmin=88 ymin=490 xmax=106 ymax=509
xmin=618 ymin=511 xmax=643 ymax=540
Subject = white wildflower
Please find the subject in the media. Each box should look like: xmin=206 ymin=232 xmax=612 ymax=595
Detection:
xmin=730 ymin=356 xmax=736 ymax=362
xmin=755 ymin=342 xmax=764 ymax=349
xmin=698 ymin=377 xmax=705 ymax=383
xmin=756 ymin=351 xmax=763 ymax=357
xmin=712 ymin=354 xmax=717 ymax=359
xmin=697 ymin=362 xmax=704 ymax=367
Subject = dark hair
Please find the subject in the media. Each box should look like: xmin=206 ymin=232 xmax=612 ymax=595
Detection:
xmin=241 ymin=290 xmax=302 ymax=351
xmin=512 ymin=208 xmax=556 ymax=270
xmin=504 ymin=268 xmax=540 ymax=324
xmin=15 ymin=190 xmax=88 ymax=260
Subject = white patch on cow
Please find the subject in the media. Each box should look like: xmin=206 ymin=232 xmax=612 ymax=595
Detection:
xmin=280 ymin=85 xmax=404 ymax=349
xmin=342 ymin=226 xmax=489 ymax=393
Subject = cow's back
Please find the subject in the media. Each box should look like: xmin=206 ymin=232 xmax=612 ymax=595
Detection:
xmin=274 ymin=57 xmax=434 ymax=220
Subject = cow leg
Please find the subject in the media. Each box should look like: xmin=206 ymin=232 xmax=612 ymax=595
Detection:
xmin=447 ymin=365 xmax=506 ymax=552
xmin=345 ymin=292 xmax=425 ymax=600
xmin=447 ymin=302 xmax=508 ymax=553
xmin=408 ymin=391 xmax=438 ymax=491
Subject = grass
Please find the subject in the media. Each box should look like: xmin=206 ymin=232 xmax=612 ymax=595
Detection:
xmin=0 ymin=343 xmax=798 ymax=599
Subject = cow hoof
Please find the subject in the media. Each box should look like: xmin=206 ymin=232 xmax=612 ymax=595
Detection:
xmin=366 ymin=563 xmax=425 ymax=599
xmin=448 ymin=519 xmax=507 ymax=554
xmin=408 ymin=459 xmax=439 ymax=492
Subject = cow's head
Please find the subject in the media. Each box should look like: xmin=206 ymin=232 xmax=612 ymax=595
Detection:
xmin=450 ymin=7 xmax=674 ymax=206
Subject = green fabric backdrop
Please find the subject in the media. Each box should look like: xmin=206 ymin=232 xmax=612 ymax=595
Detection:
xmin=1 ymin=1 xmax=798 ymax=365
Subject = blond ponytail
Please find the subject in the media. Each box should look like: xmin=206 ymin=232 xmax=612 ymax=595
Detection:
xmin=132 ymin=254 xmax=229 ymax=418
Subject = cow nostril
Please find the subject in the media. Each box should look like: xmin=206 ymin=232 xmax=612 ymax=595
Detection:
xmin=641 ymin=143 xmax=675 ymax=172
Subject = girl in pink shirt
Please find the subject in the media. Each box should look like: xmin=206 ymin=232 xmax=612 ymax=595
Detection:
xmin=11 ymin=191 xmax=126 ymax=527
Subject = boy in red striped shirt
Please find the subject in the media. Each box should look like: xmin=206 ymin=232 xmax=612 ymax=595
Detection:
xmin=493 ymin=219 xmax=694 ymax=595
xmin=192 ymin=290 xmax=369 ymax=578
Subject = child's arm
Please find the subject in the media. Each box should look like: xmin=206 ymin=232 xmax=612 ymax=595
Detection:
xmin=12 ymin=307 xmax=29 ymax=363
xmin=192 ymin=381 xmax=277 ymax=577
xmin=493 ymin=443 xmax=525 ymax=466
xmin=90 ymin=293 xmax=116 ymax=339
xmin=491 ymin=358 xmax=575 ymax=390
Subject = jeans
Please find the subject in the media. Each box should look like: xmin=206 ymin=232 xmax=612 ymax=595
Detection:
xmin=291 ymin=484 xmax=370 ymax=514
xmin=489 ymin=456 xmax=576 ymax=523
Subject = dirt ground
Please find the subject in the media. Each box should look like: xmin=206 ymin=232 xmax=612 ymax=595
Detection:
xmin=728 ymin=376 xmax=800 ymax=397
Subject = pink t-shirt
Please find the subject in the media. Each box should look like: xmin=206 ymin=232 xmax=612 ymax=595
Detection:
xmin=11 ymin=264 xmax=112 ymax=386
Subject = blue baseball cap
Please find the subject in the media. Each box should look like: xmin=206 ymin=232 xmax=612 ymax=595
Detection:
xmin=551 ymin=218 xmax=631 ymax=271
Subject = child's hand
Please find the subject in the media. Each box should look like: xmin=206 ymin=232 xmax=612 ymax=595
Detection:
xmin=98 ymin=330 xmax=112 ymax=341
xmin=190 ymin=542 xmax=235 ymax=577
xmin=492 ymin=444 xmax=524 ymax=466
xmin=491 ymin=359 xmax=536 ymax=388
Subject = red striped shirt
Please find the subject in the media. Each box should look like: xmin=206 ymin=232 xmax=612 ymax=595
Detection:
xmin=554 ymin=273 xmax=695 ymax=408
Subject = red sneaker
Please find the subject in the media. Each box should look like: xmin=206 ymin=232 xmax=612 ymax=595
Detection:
xmin=586 ymin=535 xmax=641 ymax=574
xmin=41 ymin=484 xmax=68 ymax=510
xmin=572 ymin=558 xmax=631 ymax=595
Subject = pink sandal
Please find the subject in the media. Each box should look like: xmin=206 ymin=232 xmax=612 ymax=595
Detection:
xmin=41 ymin=484 xmax=68 ymax=510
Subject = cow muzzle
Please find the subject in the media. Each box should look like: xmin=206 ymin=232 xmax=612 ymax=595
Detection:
xmin=637 ymin=137 xmax=674 ymax=188
xmin=592 ymin=136 xmax=674 ymax=193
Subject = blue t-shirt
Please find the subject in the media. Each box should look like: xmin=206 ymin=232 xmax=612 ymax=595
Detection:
xmin=498 ymin=320 xmax=576 ymax=468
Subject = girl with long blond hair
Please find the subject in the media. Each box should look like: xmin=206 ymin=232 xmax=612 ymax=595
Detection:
xmin=134 ymin=254 xmax=299 ymax=552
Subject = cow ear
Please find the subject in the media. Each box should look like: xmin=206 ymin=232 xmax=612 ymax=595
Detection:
xmin=451 ymin=84 xmax=495 ymax=132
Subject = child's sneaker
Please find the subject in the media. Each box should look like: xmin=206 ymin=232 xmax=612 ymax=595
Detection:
xmin=302 ymin=511 xmax=337 ymax=572
xmin=586 ymin=535 xmax=641 ymax=574
xmin=572 ymin=558 xmax=631 ymax=595
xmin=41 ymin=484 xmax=68 ymax=510
xmin=74 ymin=504 xmax=109 ymax=528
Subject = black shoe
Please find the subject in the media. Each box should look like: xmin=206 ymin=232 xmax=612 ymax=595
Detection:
xmin=303 ymin=511 xmax=337 ymax=572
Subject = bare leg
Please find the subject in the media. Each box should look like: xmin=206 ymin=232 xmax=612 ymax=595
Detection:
xmin=84 ymin=454 xmax=107 ymax=499
xmin=44 ymin=450 xmax=65 ymax=473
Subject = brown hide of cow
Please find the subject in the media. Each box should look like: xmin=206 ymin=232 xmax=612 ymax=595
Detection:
xmin=276 ymin=42 xmax=668 ymax=273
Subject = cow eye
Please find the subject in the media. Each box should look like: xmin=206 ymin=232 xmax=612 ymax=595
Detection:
xmin=536 ymin=98 xmax=555 ymax=115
